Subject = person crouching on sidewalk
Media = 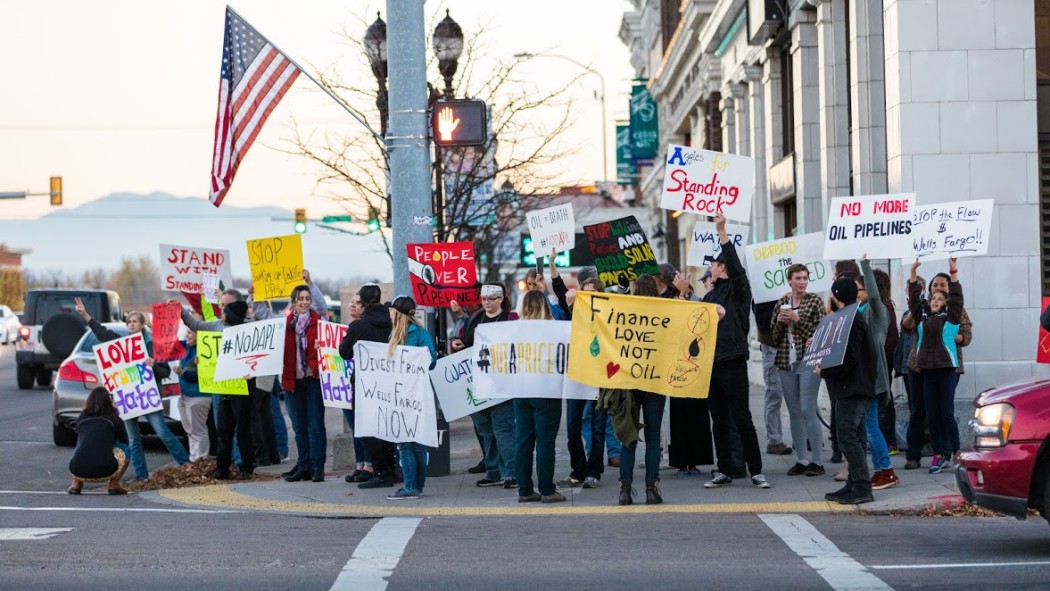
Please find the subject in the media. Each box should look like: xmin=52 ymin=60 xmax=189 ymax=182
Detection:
xmin=68 ymin=387 xmax=130 ymax=495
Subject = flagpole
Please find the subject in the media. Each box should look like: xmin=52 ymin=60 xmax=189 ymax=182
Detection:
xmin=226 ymin=5 xmax=386 ymax=146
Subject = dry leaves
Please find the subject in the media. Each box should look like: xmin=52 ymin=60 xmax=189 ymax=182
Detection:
xmin=125 ymin=458 xmax=277 ymax=492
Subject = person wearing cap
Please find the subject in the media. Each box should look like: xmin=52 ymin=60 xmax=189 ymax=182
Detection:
xmin=816 ymin=278 xmax=878 ymax=505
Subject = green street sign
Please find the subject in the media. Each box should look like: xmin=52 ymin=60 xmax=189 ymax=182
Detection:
xmin=322 ymin=215 xmax=353 ymax=223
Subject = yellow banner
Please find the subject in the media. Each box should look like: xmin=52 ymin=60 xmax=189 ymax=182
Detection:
xmin=247 ymin=234 xmax=304 ymax=301
xmin=568 ymin=291 xmax=718 ymax=398
xmin=197 ymin=331 xmax=248 ymax=395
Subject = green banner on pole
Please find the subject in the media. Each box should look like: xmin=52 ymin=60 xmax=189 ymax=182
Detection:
xmin=616 ymin=124 xmax=637 ymax=186
xmin=629 ymin=81 xmax=658 ymax=162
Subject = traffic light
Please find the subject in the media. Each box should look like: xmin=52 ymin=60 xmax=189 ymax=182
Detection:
xmin=431 ymin=99 xmax=488 ymax=147
xmin=367 ymin=207 xmax=381 ymax=233
xmin=294 ymin=208 xmax=307 ymax=234
xmin=49 ymin=176 xmax=62 ymax=206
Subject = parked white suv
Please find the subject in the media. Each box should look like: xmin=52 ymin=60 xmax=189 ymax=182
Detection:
xmin=0 ymin=305 xmax=19 ymax=345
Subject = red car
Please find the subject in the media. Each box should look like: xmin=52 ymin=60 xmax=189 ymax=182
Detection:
xmin=955 ymin=376 xmax=1050 ymax=524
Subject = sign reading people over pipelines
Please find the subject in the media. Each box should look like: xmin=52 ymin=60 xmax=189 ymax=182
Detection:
xmin=583 ymin=215 xmax=660 ymax=290
xmin=159 ymin=244 xmax=233 ymax=293
xmin=660 ymin=145 xmax=755 ymax=223
xmin=407 ymin=242 xmax=480 ymax=308
xmin=246 ymin=234 xmax=304 ymax=301
xmin=687 ymin=221 xmax=749 ymax=267
xmin=823 ymin=194 xmax=916 ymax=259
xmin=796 ymin=303 xmax=859 ymax=374
xmin=150 ymin=301 xmax=185 ymax=362
xmin=911 ymin=199 xmax=994 ymax=261
xmin=93 ymin=333 xmax=163 ymax=420
xmin=353 ymin=341 xmax=438 ymax=447
xmin=213 ymin=318 xmax=286 ymax=381
xmin=197 ymin=331 xmax=248 ymax=394
xmin=568 ymin=291 xmax=719 ymax=398
xmin=317 ymin=321 xmax=352 ymax=410
xmin=430 ymin=347 xmax=502 ymax=421
xmin=472 ymin=320 xmax=598 ymax=400
xmin=526 ymin=204 xmax=575 ymax=255
xmin=744 ymin=233 xmax=832 ymax=303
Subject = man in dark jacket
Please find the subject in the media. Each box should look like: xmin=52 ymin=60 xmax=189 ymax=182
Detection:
xmin=817 ymin=278 xmax=878 ymax=504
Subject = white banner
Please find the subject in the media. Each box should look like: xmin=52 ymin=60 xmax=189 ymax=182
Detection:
xmin=317 ymin=320 xmax=352 ymax=410
xmin=93 ymin=333 xmax=163 ymax=420
xmin=159 ymin=244 xmax=233 ymax=293
xmin=744 ymin=232 xmax=833 ymax=303
xmin=823 ymin=194 xmax=916 ymax=259
xmin=353 ymin=341 xmax=438 ymax=447
xmin=429 ymin=347 xmax=502 ymax=422
xmin=687 ymin=221 xmax=750 ymax=267
xmin=202 ymin=273 xmax=221 ymax=304
xmin=527 ymin=203 xmax=575 ymax=255
xmin=213 ymin=318 xmax=286 ymax=381
xmin=660 ymin=144 xmax=755 ymax=223
xmin=911 ymin=199 xmax=994 ymax=261
xmin=473 ymin=320 xmax=598 ymax=400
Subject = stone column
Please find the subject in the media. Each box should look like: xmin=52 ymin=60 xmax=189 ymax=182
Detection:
xmin=720 ymin=93 xmax=736 ymax=154
xmin=791 ymin=16 xmax=823 ymax=233
xmin=763 ymin=51 xmax=785 ymax=238
xmin=815 ymin=0 xmax=851 ymax=214
xmin=745 ymin=65 xmax=770 ymax=242
xmin=849 ymin=0 xmax=888 ymax=194
xmin=730 ymin=83 xmax=750 ymax=158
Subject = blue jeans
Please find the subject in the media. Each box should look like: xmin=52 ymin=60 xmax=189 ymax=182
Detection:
xmin=212 ymin=395 xmax=241 ymax=465
xmin=286 ymin=377 xmax=327 ymax=472
xmin=125 ymin=410 xmax=189 ymax=479
xmin=583 ymin=406 xmax=622 ymax=459
xmin=620 ymin=391 xmax=665 ymax=485
xmin=396 ymin=442 xmax=428 ymax=494
xmin=923 ymin=368 xmax=960 ymax=456
xmin=866 ymin=397 xmax=891 ymax=471
xmin=514 ymin=398 xmax=562 ymax=496
xmin=270 ymin=383 xmax=289 ymax=458
xmin=567 ymin=399 xmax=606 ymax=480
xmin=342 ymin=408 xmax=370 ymax=466
xmin=470 ymin=401 xmax=516 ymax=480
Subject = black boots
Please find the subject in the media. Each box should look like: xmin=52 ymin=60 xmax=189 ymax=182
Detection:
xmin=618 ymin=479 xmax=633 ymax=505
xmin=645 ymin=480 xmax=663 ymax=505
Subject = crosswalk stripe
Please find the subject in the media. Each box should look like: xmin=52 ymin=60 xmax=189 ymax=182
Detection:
xmin=0 ymin=528 xmax=73 ymax=540
xmin=330 ymin=517 xmax=422 ymax=591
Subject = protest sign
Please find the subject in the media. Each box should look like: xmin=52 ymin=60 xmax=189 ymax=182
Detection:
xmin=661 ymin=145 xmax=755 ymax=223
xmin=568 ymin=291 xmax=719 ymax=398
xmin=202 ymin=273 xmax=221 ymax=304
xmin=159 ymin=244 xmax=233 ymax=293
xmin=93 ymin=333 xmax=163 ymax=420
xmin=213 ymin=318 xmax=285 ymax=381
xmin=353 ymin=341 xmax=438 ymax=447
xmin=472 ymin=320 xmax=598 ymax=400
xmin=584 ymin=215 xmax=661 ymax=290
xmin=317 ymin=320 xmax=353 ymax=410
xmin=796 ymin=303 xmax=858 ymax=373
xmin=823 ymin=194 xmax=915 ymax=259
xmin=150 ymin=301 xmax=184 ymax=362
xmin=246 ymin=234 xmax=304 ymax=301
xmin=744 ymin=232 xmax=832 ymax=303
xmin=687 ymin=221 xmax=749 ymax=267
xmin=197 ymin=331 xmax=248 ymax=395
xmin=1038 ymin=297 xmax=1050 ymax=364
xmin=429 ymin=347 xmax=502 ymax=421
xmin=407 ymin=242 xmax=480 ymax=308
xmin=527 ymin=204 xmax=576 ymax=255
xmin=911 ymin=199 xmax=994 ymax=261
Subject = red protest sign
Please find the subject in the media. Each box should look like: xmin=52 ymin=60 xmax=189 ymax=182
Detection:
xmin=151 ymin=301 xmax=185 ymax=362
xmin=407 ymin=242 xmax=480 ymax=307
xmin=1038 ymin=297 xmax=1050 ymax=364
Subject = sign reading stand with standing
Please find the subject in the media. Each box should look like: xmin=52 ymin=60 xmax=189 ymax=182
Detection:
xmin=159 ymin=244 xmax=233 ymax=293
xmin=353 ymin=341 xmax=438 ymax=447
xmin=661 ymin=145 xmax=755 ymax=223
xmin=823 ymin=194 xmax=915 ymax=260
xmin=93 ymin=333 xmax=163 ymax=420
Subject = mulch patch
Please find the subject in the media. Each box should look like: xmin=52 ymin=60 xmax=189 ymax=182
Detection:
xmin=125 ymin=458 xmax=278 ymax=492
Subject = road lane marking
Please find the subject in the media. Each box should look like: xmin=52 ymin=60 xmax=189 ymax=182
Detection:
xmin=0 ymin=528 xmax=73 ymax=540
xmin=0 ymin=490 xmax=71 ymax=495
xmin=760 ymin=514 xmax=893 ymax=591
xmin=330 ymin=517 xmax=421 ymax=591
xmin=870 ymin=560 xmax=1050 ymax=570
xmin=0 ymin=506 xmax=242 ymax=514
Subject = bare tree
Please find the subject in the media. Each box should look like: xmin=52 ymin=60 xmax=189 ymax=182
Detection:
xmin=105 ymin=256 xmax=164 ymax=311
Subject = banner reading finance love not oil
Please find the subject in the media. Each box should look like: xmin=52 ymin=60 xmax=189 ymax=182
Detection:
xmin=472 ymin=320 xmax=597 ymax=400
xmin=567 ymin=291 xmax=719 ymax=398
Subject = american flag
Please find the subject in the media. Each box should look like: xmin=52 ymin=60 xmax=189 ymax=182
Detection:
xmin=209 ymin=7 xmax=300 ymax=207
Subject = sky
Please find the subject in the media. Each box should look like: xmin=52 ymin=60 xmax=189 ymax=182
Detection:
xmin=1 ymin=0 xmax=635 ymax=223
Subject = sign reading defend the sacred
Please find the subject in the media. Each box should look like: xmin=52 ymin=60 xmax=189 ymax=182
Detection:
xmin=429 ymin=347 xmax=502 ymax=421
xmin=567 ymin=291 xmax=719 ymax=398
xmin=353 ymin=341 xmax=438 ymax=447
xmin=159 ymin=244 xmax=233 ymax=293
xmin=744 ymin=232 xmax=832 ymax=303
xmin=660 ymin=145 xmax=755 ymax=223
xmin=911 ymin=199 xmax=994 ymax=261
xmin=472 ymin=320 xmax=598 ymax=400
xmin=197 ymin=331 xmax=248 ymax=395
xmin=93 ymin=333 xmax=163 ymax=420
xmin=796 ymin=303 xmax=858 ymax=373
xmin=823 ymin=194 xmax=915 ymax=259
xmin=407 ymin=241 xmax=480 ymax=308
xmin=687 ymin=221 xmax=750 ymax=267
xmin=526 ymin=204 xmax=576 ymax=255
xmin=246 ymin=234 xmax=304 ymax=301
xmin=317 ymin=320 xmax=352 ymax=410
xmin=212 ymin=318 xmax=286 ymax=381
xmin=583 ymin=215 xmax=660 ymax=290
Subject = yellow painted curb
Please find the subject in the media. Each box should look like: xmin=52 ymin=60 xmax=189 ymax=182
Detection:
xmin=158 ymin=484 xmax=857 ymax=517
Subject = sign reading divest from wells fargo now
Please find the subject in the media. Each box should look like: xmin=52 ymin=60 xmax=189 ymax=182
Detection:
xmin=660 ymin=145 xmax=755 ymax=223
xmin=568 ymin=291 xmax=719 ymax=398
xmin=583 ymin=215 xmax=660 ymax=290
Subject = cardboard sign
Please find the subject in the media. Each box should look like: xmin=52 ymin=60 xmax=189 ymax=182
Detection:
xmin=429 ymin=347 xmax=502 ymax=421
xmin=407 ymin=242 xmax=480 ymax=308
xmin=527 ymin=204 xmax=576 ymax=255
xmin=911 ymin=199 xmax=994 ymax=261
xmin=687 ymin=221 xmax=749 ymax=267
xmin=150 ymin=301 xmax=184 ymax=362
xmin=583 ymin=215 xmax=661 ymax=290
xmin=318 ymin=320 xmax=353 ymax=410
xmin=159 ymin=244 xmax=233 ymax=293
xmin=202 ymin=273 xmax=221 ymax=304
xmin=745 ymin=232 xmax=833 ymax=303
xmin=567 ymin=291 xmax=719 ymax=398
xmin=1038 ymin=297 xmax=1050 ymax=364
xmin=472 ymin=320 xmax=598 ymax=400
xmin=823 ymin=194 xmax=916 ymax=259
xmin=797 ymin=303 xmax=858 ymax=373
xmin=213 ymin=318 xmax=286 ymax=381
xmin=93 ymin=333 xmax=163 ymax=420
xmin=661 ymin=145 xmax=755 ymax=223
xmin=353 ymin=341 xmax=438 ymax=447
xmin=196 ymin=331 xmax=248 ymax=395
xmin=246 ymin=234 xmax=304 ymax=301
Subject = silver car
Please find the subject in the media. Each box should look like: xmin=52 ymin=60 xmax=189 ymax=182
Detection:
xmin=0 ymin=305 xmax=19 ymax=345
xmin=51 ymin=323 xmax=185 ymax=446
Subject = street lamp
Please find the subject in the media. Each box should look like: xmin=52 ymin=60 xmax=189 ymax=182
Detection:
xmin=432 ymin=10 xmax=464 ymax=98
xmin=364 ymin=13 xmax=389 ymax=136
xmin=514 ymin=51 xmax=608 ymax=182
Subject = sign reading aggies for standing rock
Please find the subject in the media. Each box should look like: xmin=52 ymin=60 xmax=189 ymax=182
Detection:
xmin=526 ymin=204 xmax=576 ymax=255
xmin=197 ymin=331 xmax=248 ymax=395
xmin=429 ymin=347 xmax=502 ymax=422
xmin=661 ymin=145 xmax=755 ymax=223
xmin=407 ymin=241 xmax=480 ymax=308
xmin=911 ymin=199 xmax=994 ymax=261
xmin=796 ymin=303 xmax=859 ymax=374
xmin=159 ymin=244 xmax=233 ymax=293
xmin=584 ymin=215 xmax=660 ymax=290
xmin=93 ymin=333 xmax=163 ymax=420
xmin=247 ymin=234 xmax=304 ymax=301
xmin=317 ymin=320 xmax=352 ymax=410
xmin=354 ymin=341 xmax=438 ymax=447
xmin=687 ymin=221 xmax=749 ymax=267
xmin=213 ymin=318 xmax=286 ymax=381
xmin=568 ymin=291 xmax=719 ymax=398
xmin=745 ymin=232 xmax=832 ymax=303
xmin=150 ymin=301 xmax=184 ymax=362
xmin=472 ymin=320 xmax=598 ymax=400
xmin=823 ymin=194 xmax=915 ymax=260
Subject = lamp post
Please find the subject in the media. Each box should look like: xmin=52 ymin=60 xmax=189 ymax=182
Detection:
xmin=364 ymin=13 xmax=389 ymax=137
xmin=430 ymin=10 xmax=464 ymax=246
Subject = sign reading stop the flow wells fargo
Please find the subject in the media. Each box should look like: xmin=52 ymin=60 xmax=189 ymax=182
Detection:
xmin=93 ymin=333 xmax=163 ymax=420
xmin=660 ymin=145 xmax=755 ymax=223
xmin=407 ymin=241 xmax=480 ymax=308
xmin=823 ymin=194 xmax=915 ymax=260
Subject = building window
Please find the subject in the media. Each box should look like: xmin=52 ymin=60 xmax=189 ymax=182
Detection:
xmin=780 ymin=45 xmax=795 ymax=158
xmin=781 ymin=198 xmax=797 ymax=237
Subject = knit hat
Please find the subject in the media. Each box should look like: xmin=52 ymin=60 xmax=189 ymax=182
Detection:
xmin=224 ymin=301 xmax=249 ymax=326
xmin=576 ymin=266 xmax=605 ymax=291
xmin=387 ymin=295 xmax=417 ymax=316
xmin=831 ymin=278 xmax=858 ymax=306
xmin=359 ymin=283 xmax=382 ymax=305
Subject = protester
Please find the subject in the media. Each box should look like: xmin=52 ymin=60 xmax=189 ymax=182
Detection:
xmin=826 ymin=259 xmax=862 ymax=465
xmin=448 ymin=295 xmax=487 ymax=475
xmin=753 ymin=299 xmax=791 ymax=457
xmin=341 ymin=292 xmax=374 ymax=484
xmin=67 ymin=387 xmax=130 ymax=495
xmin=897 ymin=275 xmax=925 ymax=470
xmin=247 ymin=286 xmax=288 ymax=464
xmin=521 ymin=268 xmax=567 ymax=319
xmin=872 ymin=268 xmax=900 ymax=453
xmin=173 ymin=328 xmax=212 ymax=462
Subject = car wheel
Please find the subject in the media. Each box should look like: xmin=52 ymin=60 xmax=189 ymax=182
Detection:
xmin=41 ymin=312 xmax=86 ymax=359
xmin=53 ymin=423 xmax=77 ymax=447
xmin=36 ymin=368 xmax=52 ymax=387
xmin=16 ymin=364 xmax=34 ymax=390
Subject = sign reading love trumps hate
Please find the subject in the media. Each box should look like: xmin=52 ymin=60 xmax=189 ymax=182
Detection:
xmin=317 ymin=320 xmax=352 ymax=410
xmin=159 ymin=244 xmax=234 ymax=293
xmin=661 ymin=145 xmax=755 ymax=222
xmin=93 ymin=333 xmax=162 ymax=420
xmin=823 ymin=194 xmax=915 ymax=259
xmin=526 ymin=204 xmax=576 ymax=255
xmin=583 ymin=215 xmax=660 ymax=290
xmin=568 ymin=291 xmax=719 ymax=398
xmin=911 ymin=199 xmax=994 ymax=261
xmin=354 ymin=341 xmax=438 ymax=447
xmin=429 ymin=347 xmax=502 ymax=422
xmin=407 ymin=242 xmax=480 ymax=308
xmin=197 ymin=331 xmax=248 ymax=395
xmin=687 ymin=221 xmax=749 ymax=267
xmin=213 ymin=318 xmax=286 ymax=381
xmin=472 ymin=320 xmax=597 ymax=400
xmin=247 ymin=234 xmax=304 ymax=301
xmin=745 ymin=232 xmax=832 ymax=303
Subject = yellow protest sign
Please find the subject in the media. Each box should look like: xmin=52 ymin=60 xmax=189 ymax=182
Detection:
xmin=247 ymin=234 xmax=304 ymax=301
xmin=568 ymin=291 xmax=718 ymax=398
xmin=197 ymin=331 xmax=248 ymax=395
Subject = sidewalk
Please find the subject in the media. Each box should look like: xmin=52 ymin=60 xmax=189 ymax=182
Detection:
xmin=151 ymin=383 xmax=964 ymax=516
